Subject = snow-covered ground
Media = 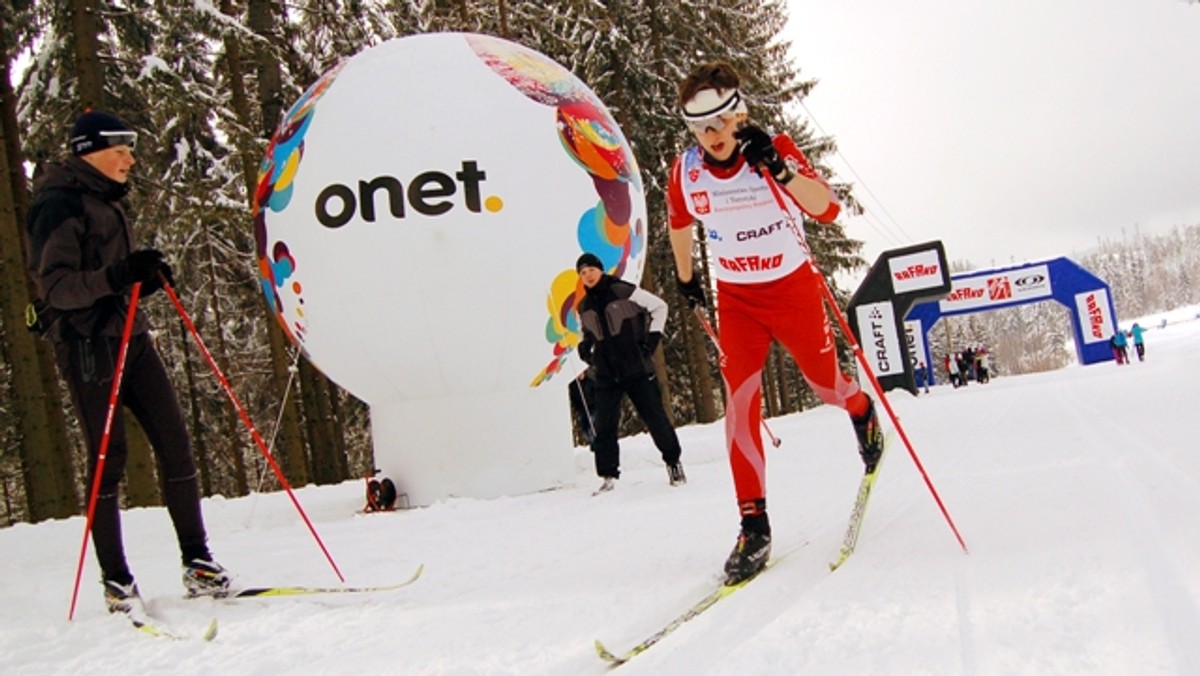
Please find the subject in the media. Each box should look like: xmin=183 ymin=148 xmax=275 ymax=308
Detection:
xmin=2 ymin=308 xmax=1198 ymax=675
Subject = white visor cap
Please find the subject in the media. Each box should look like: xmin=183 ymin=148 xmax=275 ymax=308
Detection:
xmin=681 ymin=88 xmax=748 ymax=121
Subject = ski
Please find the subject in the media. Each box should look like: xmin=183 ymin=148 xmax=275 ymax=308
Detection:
xmin=594 ymin=547 xmax=801 ymax=666
xmin=121 ymin=606 xmax=218 ymax=642
xmin=230 ymin=563 xmax=424 ymax=598
xmin=829 ymin=432 xmax=895 ymax=571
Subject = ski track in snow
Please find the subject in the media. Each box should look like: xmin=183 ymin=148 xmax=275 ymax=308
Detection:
xmin=953 ymin=555 xmax=978 ymax=676
xmin=2 ymin=309 xmax=1199 ymax=675
xmin=1060 ymin=376 xmax=1200 ymax=674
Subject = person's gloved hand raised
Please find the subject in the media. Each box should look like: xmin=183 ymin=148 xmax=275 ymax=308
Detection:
xmin=734 ymin=124 xmax=794 ymax=184
xmin=676 ymin=273 xmax=707 ymax=309
xmin=107 ymin=249 xmax=165 ymax=293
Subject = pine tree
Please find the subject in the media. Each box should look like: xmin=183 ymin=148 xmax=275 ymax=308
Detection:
xmin=1 ymin=0 xmax=911 ymax=521
xmin=1 ymin=0 xmax=81 ymax=521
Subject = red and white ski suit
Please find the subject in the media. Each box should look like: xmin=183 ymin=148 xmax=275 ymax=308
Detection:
xmin=668 ymin=135 xmax=870 ymax=506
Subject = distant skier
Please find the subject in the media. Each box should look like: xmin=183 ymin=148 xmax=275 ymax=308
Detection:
xmin=914 ymin=361 xmax=930 ymax=394
xmin=976 ymin=348 xmax=991 ymax=383
xmin=1129 ymin=323 xmax=1146 ymax=361
xmin=956 ymin=352 xmax=971 ymax=385
xmin=574 ymin=253 xmax=686 ymax=495
xmin=946 ymin=353 xmax=961 ymax=388
xmin=1111 ymin=330 xmax=1129 ymax=365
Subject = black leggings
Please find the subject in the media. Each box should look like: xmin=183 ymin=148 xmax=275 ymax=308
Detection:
xmin=56 ymin=334 xmax=209 ymax=582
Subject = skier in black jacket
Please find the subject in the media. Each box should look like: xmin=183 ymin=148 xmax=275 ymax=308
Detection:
xmin=25 ymin=110 xmax=231 ymax=613
xmin=574 ymin=253 xmax=685 ymax=494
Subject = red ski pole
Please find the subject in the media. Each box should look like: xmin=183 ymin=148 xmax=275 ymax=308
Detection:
xmin=68 ymin=283 xmax=142 ymax=620
xmin=762 ymin=174 xmax=968 ymax=553
xmin=693 ymin=308 xmax=782 ymax=448
xmin=161 ymin=276 xmax=345 ymax=581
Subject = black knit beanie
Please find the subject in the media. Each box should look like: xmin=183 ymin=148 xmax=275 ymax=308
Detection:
xmin=70 ymin=111 xmax=137 ymax=156
xmin=576 ymin=252 xmax=604 ymax=273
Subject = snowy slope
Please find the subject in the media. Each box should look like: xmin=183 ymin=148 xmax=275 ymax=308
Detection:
xmin=2 ymin=310 xmax=1198 ymax=676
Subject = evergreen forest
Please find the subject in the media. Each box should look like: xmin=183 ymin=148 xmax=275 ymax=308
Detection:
xmin=1 ymin=1 xmax=1195 ymax=526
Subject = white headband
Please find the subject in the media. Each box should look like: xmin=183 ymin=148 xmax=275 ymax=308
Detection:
xmin=681 ymin=88 xmax=747 ymax=120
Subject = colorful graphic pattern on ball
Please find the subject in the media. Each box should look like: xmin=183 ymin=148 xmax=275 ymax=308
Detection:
xmin=466 ymin=35 xmax=645 ymax=387
xmin=253 ymin=36 xmax=643 ymax=385
xmin=252 ymin=62 xmax=346 ymax=351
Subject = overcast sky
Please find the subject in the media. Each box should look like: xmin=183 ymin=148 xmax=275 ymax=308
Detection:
xmin=785 ymin=0 xmax=1200 ymax=273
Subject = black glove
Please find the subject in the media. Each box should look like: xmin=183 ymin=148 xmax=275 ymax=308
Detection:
xmin=140 ymin=261 xmax=175 ymax=297
xmin=642 ymin=331 xmax=662 ymax=355
xmin=734 ymin=124 xmax=793 ymax=183
xmin=578 ymin=339 xmax=594 ymax=364
xmin=676 ymin=273 xmax=707 ymax=309
xmin=107 ymin=249 xmax=164 ymax=292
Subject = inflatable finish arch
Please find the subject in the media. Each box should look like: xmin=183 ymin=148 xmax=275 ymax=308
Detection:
xmin=907 ymin=257 xmax=1120 ymax=381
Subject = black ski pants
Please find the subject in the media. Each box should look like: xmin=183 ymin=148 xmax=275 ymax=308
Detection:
xmin=590 ymin=373 xmax=682 ymax=479
xmin=55 ymin=333 xmax=209 ymax=583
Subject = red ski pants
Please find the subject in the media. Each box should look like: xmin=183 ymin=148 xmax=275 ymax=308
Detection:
xmin=716 ymin=263 xmax=867 ymax=505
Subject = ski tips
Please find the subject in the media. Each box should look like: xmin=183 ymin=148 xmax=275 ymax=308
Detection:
xmin=594 ymin=638 xmax=627 ymax=665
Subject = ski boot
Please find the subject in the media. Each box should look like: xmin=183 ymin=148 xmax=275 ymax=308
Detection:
xmin=724 ymin=505 xmax=771 ymax=585
xmin=183 ymin=558 xmax=232 ymax=598
xmin=103 ymin=578 xmax=143 ymax=614
xmin=852 ymin=398 xmax=884 ymax=474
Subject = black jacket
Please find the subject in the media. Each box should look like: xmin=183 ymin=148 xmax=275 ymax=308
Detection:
xmin=576 ymin=275 xmax=666 ymax=383
xmin=26 ymin=157 xmax=146 ymax=341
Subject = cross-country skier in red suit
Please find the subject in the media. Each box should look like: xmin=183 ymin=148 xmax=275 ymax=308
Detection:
xmin=666 ymin=62 xmax=884 ymax=584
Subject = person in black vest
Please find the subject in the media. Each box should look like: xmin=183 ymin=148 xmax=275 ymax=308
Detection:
xmin=574 ymin=253 xmax=685 ymax=494
xmin=25 ymin=110 xmax=231 ymax=614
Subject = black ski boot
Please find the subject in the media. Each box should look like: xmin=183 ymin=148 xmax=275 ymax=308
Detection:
xmin=724 ymin=505 xmax=771 ymax=585
xmin=852 ymin=398 xmax=884 ymax=474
